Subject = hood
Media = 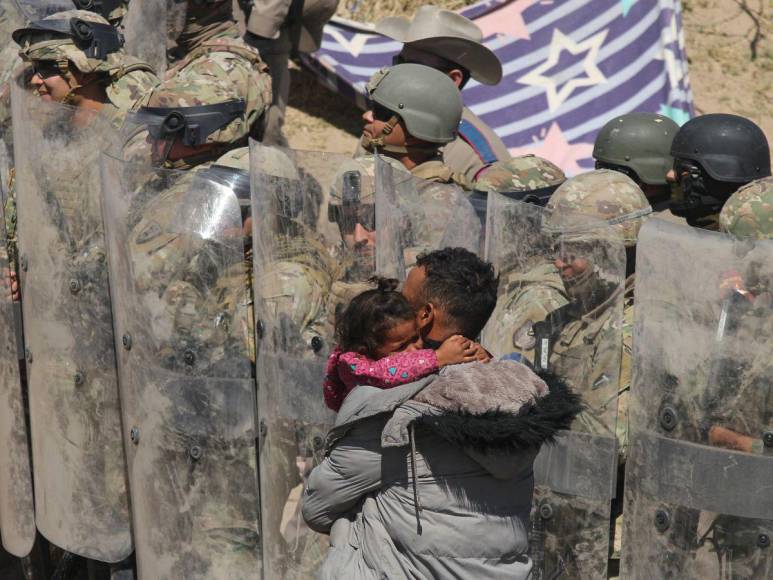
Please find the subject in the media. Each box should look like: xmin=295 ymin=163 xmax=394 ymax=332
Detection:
xmin=327 ymin=361 xmax=582 ymax=471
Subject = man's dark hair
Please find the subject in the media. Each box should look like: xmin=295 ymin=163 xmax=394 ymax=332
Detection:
xmin=415 ymin=247 xmax=498 ymax=338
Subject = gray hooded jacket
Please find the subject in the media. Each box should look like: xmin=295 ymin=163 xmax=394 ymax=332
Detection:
xmin=302 ymin=360 xmax=581 ymax=579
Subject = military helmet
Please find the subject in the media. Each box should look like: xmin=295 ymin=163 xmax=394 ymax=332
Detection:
xmin=670 ymin=114 xmax=770 ymax=183
xmin=368 ymin=63 xmax=462 ymax=144
xmin=13 ymin=9 xmax=125 ymax=74
xmin=131 ymin=68 xmax=258 ymax=149
xmin=719 ymin=176 xmax=773 ymax=240
xmin=474 ymin=155 xmax=566 ymax=204
xmin=593 ymin=112 xmax=679 ymax=185
xmin=546 ymin=169 xmax=652 ymax=247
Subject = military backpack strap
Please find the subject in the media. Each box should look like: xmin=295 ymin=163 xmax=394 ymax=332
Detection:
xmin=108 ymin=59 xmax=156 ymax=82
xmin=457 ymin=119 xmax=499 ymax=165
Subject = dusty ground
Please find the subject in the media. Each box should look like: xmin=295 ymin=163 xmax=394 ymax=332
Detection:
xmin=284 ymin=0 xmax=772 ymax=153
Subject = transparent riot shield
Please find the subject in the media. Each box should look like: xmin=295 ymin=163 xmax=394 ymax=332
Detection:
xmin=122 ymin=0 xmax=167 ymax=77
xmin=252 ymin=142 xmax=357 ymax=580
xmin=622 ymin=219 xmax=773 ymax=579
xmin=10 ymin=77 xmax=131 ymax=562
xmin=482 ymin=192 xmax=626 ymax=579
xmin=252 ymin=143 xmax=486 ymax=578
xmin=0 ymin=208 xmax=34 ymax=559
xmin=374 ymin=154 xmax=483 ymax=268
xmin=100 ymin=153 xmax=261 ymax=579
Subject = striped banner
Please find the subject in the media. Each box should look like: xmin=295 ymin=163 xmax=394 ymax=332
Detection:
xmin=300 ymin=0 xmax=694 ymax=175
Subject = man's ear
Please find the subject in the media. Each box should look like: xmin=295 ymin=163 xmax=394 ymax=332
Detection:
xmin=447 ymin=69 xmax=465 ymax=89
xmin=416 ymin=302 xmax=434 ymax=330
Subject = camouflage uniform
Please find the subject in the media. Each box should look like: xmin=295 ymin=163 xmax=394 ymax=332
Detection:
xmin=474 ymin=154 xmax=566 ymax=195
xmin=517 ymin=170 xmax=650 ymax=579
xmin=705 ymin=176 xmax=773 ymax=578
xmin=163 ymin=0 xmax=272 ymax=142
xmin=127 ymin=41 xmax=269 ymax=169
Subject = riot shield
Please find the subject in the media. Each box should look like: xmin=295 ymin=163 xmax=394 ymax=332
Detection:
xmin=482 ymin=192 xmax=626 ymax=579
xmin=252 ymin=143 xmax=356 ymax=580
xmin=252 ymin=143 xmax=485 ymax=579
xmin=622 ymin=219 xmax=773 ymax=579
xmin=0 ymin=207 xmax=34 ymax=559
xmin=122 ymin=0 xmax=167 ymax=77
xmin=10 ymin=77 xmax=131 ymax=561
xmin=100 ymin=153 xmax=261 ymax=579
xmin=374 ymin=154 xmax=483 ymax=268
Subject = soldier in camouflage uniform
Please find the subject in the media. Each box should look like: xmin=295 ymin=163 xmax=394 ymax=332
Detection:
xmin=355 ymin=63 xmax=480 ymax=260
xmin=127 ymin=52 xmax=268 ymax=169
xmin=5 ymin=10 xmax=157 ymax=271
xmin=7 ymin=9 xmax=160 ymax=571
xmin=99 ymin=109 xmax=277 ymax=578
xmin=491 ymin=169 xmax=650 ymax=579
xmin=164 ymin=0 xmax=272 ymax=141
xmin=691 ymin=176 xmax=773 ymax=579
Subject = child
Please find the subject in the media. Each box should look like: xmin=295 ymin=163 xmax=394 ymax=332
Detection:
xmin=324 ymin=277 xmax=489 ymax=411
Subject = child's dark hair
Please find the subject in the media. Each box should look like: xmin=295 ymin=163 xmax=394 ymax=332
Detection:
xmin=335 ymin=277 xmax=416 ymax=358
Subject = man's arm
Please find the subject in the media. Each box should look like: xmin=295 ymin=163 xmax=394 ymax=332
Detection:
xmin=301 ymin=417 xmax=387 ymax=533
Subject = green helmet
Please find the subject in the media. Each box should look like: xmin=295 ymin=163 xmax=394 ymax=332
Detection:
xmin=593 ymin=112 xmax=679 ymax=186
xmin=719 ymin=176 xmax=773 ymax=240
xmin=368 ymin=63 xmax=462 ymax=144
xmin=474 ymin=155 xmax=566 ymax=203
xmin=546 ymin=169 xmax=652 ymax=247
xmin=13 ymin=10 xmax=126 ymax=74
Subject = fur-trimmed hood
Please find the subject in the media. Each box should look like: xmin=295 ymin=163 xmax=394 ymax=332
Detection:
xmin=326 ymin=360 xmax=581 ymax=477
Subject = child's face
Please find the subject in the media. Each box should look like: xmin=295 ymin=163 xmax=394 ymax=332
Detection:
xmin=373 ymin=319 xmax=423 ymax=359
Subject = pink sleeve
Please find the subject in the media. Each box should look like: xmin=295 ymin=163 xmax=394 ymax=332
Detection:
xmin=337 ymin=349 xmax=439 ymax=389
xmin=322 ymin=347 xmax=347 ymax=412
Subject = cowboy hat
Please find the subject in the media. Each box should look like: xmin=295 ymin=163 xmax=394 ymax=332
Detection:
xmin=375 ymin=6 xmax=502 ymax=85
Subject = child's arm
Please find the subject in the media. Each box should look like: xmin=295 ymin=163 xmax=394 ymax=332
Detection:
xmin=338 ymin=349 xmax=439 ymax=388
xmin=323 ymin=348 xmax=348 ymax=411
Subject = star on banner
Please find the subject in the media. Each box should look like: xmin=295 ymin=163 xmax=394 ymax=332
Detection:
xmin=509 ymin=122 xmax=594 ymax=177
xmin=518 ymin=28 xmax=608 ymax=111
xmin=475 ymin=0 xmax=535 ymax=40
xmin=326 ymin=29 xmax=373 ymax=57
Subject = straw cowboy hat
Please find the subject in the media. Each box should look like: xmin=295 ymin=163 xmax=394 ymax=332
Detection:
xmin=375 ymin=5 xmax=503 ymax=85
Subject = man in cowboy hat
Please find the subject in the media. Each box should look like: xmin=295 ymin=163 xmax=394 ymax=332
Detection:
xmin=370 ymin=5 xmax=511 ymax=183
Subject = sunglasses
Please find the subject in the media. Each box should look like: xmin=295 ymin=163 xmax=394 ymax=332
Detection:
xmin=31 ymin=61 xmax=62 ymax=79
xmin=371 ymin=102 xmax=396 ymax=123
xmin=328 ymin=204 xmax=376 ymax=234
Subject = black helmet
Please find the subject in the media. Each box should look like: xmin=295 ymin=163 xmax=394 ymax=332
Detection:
xmin=670 ymin=114 xmax=770 ymax=183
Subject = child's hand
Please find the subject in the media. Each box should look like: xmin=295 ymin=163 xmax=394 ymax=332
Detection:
xmin=436 ymin=335 xmax=481 ymax=366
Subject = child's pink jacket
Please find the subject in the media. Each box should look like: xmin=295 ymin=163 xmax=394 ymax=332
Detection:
xmin=323 ymin=347 xmax=439 ymax=411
